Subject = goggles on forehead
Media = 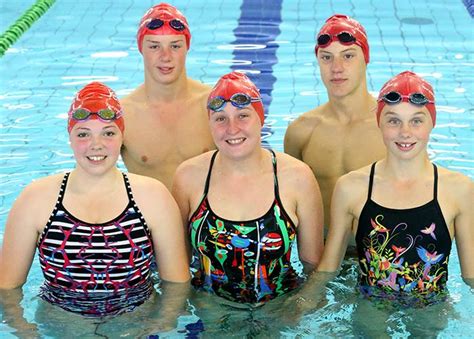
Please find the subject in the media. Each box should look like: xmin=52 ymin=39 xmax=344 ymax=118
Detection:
xmin=146 ymin=18 xmax=186 ymax=31
xmin=71 ymin=108 xmax=121 ymax=122
xmin=378 ymin=91 xmax=434 ymax=106
xmin=317 ymin=32 xmax=356 ymax=48
xmin=208 ymin=93 xmax=261 ymax=112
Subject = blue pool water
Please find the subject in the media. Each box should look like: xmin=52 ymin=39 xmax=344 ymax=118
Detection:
xmin=1 ymin=0 xmax=473 ymax=337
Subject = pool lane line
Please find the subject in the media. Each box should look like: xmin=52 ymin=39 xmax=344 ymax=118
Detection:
xmin=462 ymin=0 xmax=474 ymax=17
xmin=0 ymin=0 xmax=56 ymax=57
xmin=230 ymin=0 xmax=283 ymax=147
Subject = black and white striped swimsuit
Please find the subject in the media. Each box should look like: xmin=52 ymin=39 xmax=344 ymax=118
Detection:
xmin=37 ymin=172 xmax=154 ymax=317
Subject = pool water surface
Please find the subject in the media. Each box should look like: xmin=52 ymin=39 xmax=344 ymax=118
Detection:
xmin=0 ymin=0 xmax=473 ymax=337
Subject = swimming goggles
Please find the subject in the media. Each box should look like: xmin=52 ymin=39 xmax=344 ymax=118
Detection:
xmin=71 ymin=108 xmax=121 ymax=121
xmin=378 ymin=92 xmax=434 ymax=106
xmin=317 ymin=32 xmax=356 ymax=48
xmin=146 ymin=18 xmax=186 ymax=31
xmin=208 ymin=93 xmax=261 ymax=111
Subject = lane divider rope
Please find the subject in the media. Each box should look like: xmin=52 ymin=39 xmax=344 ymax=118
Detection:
xmin=0 ymin=0 xmax=56 ymax=57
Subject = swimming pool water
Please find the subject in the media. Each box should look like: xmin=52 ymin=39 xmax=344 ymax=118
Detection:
xmin=1 ymin=0 xmax=473 ymax=337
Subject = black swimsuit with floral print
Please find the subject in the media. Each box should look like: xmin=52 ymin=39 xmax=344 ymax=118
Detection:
xmin=356 ymin=162 xmax=452 ymax=306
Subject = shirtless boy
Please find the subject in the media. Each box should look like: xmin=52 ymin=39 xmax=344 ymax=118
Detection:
xmin=121 ymin=3 xmax=215 ymax=189
xmin=284 ymin=14 xmax=385 ymax=228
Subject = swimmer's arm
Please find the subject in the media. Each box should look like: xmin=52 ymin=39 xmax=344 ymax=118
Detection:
xmin=463 ymin=278 xmax=474 ymax=289
xmin=294 ymin=165 xmax=324 ymax=271
xmin=151 ymin=191 xmax=190 ymax=283
xmin=0 ymin=185 xmax=40 ymax=289
xmin=453 ymin=178 xmax=474 ymax=283
xmin=133 ymin=178 xmax=190 ymax=334
xmin=317 ymin=177 xmax=354 ymax=273
xmin=135 ymin=178 xmax=190 ymax=283
xmin=142 ymin=279 xmax=191 ymax=334
xmin=0 ymin=288 xmax=39 ymax=336
xmin=265 ymin=270 xmax=336 ymax=324
xmin=171 ymin=171 xmax=190 ymax=229
xmin=297 ymin=270 xmax=337 ymax=298
xmin=171 ymin=165 xmax=193 ymax=259
xmin=284 ymin=119 xmax=305 ymax=160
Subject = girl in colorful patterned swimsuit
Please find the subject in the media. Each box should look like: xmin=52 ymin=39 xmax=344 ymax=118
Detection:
xmin=172 ymin=71 xmax=325 ymax=304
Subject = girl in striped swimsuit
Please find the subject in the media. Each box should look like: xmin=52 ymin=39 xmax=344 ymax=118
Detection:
xmin=0 ymin=82 xmax=189 ymax=318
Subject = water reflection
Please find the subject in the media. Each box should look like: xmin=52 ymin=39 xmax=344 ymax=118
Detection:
xmin=4 ymin=257 xmax=471 ymax=338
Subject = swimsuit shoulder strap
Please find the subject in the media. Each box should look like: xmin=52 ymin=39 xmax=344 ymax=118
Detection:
xmin=433 ymin=163 xmax=438 ymax=200
xmin=122 ymin=172 xmax=135 ymax=203
xmin=57 ymin=172 xmax=70 ymax=205
xmin=203 ymin=150 xmax=219 ymax=196
xmin=269 ymin=149 xmax=280 ymax=199
xmin=367 ymin=162 xmax=377 ymax=200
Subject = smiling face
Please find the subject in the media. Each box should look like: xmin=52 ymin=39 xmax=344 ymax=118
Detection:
xmin=209 ymin=103 xmax=262 ymax=159
xmin=69 ymin=119 xmax=123 ymax=176
xmin=317 ymin=41 xmax=367 ymax=99
xmin=379 ymin=102 xmax=433 ymax=160
xmin=142 ymin=34 xmax=187 ymax=84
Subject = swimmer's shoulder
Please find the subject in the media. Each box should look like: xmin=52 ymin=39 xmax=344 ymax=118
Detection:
xmin=188 ymin=78 xmax=212 ymax=92
xmin=288 ymin=104 xmax=326 ymax=129
xmin=188 ymin=78 xmax=212 ymax=100
xmin=334 ymin=165 xmax=371 ymax=205
xmin=126 ymin=172 xmax=168 ymax=194
xmin=10 ymin=173 xmax=65 ymax=230
xmin=120 ymin=84 xmax=145 ymax=113
xmin=284 ymin=105 xmax=327 ymax=155
xmin=338 ymin=164 xmax=371 ymax=187
xmin=125 ymin=172 xmax=176 ymax=211
xmin=22 ymin=173 xmax=65 ymax=200
xmin=437 ymin=165 xmax=472 ymax=185
xmin=173 ymin=151 xmax=215 ymax=190
xmin=436 ymin=165 xmax=473 ymax=204
xmin=176 ymin=151 xmax=215 ymax=176
xmin=274 ymin=151 xmax=315 ymax=178
xmin=274 ymin=151 xmax=321 ymax=194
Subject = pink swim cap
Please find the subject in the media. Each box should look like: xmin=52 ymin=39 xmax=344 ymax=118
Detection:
xmin=376 ymin=71 xmax=436 ymax=126
xmin=315 ymin=14 xmax=370 ymax=64
xmin=67 ymin=82 xmax=124 ymax=133
xmin=208 ymin=71 xmax=264 ymax=125
xmin=136 ymin=3 xmax=191 ymax=53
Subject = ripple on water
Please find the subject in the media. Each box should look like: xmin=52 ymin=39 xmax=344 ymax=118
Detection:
xmin=400 ymin=17 xmax=435 ymax=25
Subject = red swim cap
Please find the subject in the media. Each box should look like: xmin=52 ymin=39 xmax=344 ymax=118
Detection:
xmin=67 ymin=82 xmax=124 ymax=133
xmin=376 ymin=71 xmax=436 ymax=126
xmin=208 ymin=71 xmax=264 ymax=125
xmin=137 ymin=3 xmax=191 ymax=53
xmin=315 ymin=14 xmax=370 ymax=64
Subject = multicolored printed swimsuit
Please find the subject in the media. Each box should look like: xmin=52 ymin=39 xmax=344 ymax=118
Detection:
xmin=356 ymin=162 xmax=452 ymax=306
xmin=37 ymin=172 xmax=155 ymax=317
xmin=188 ymin=150 xmax=302 ymax=303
